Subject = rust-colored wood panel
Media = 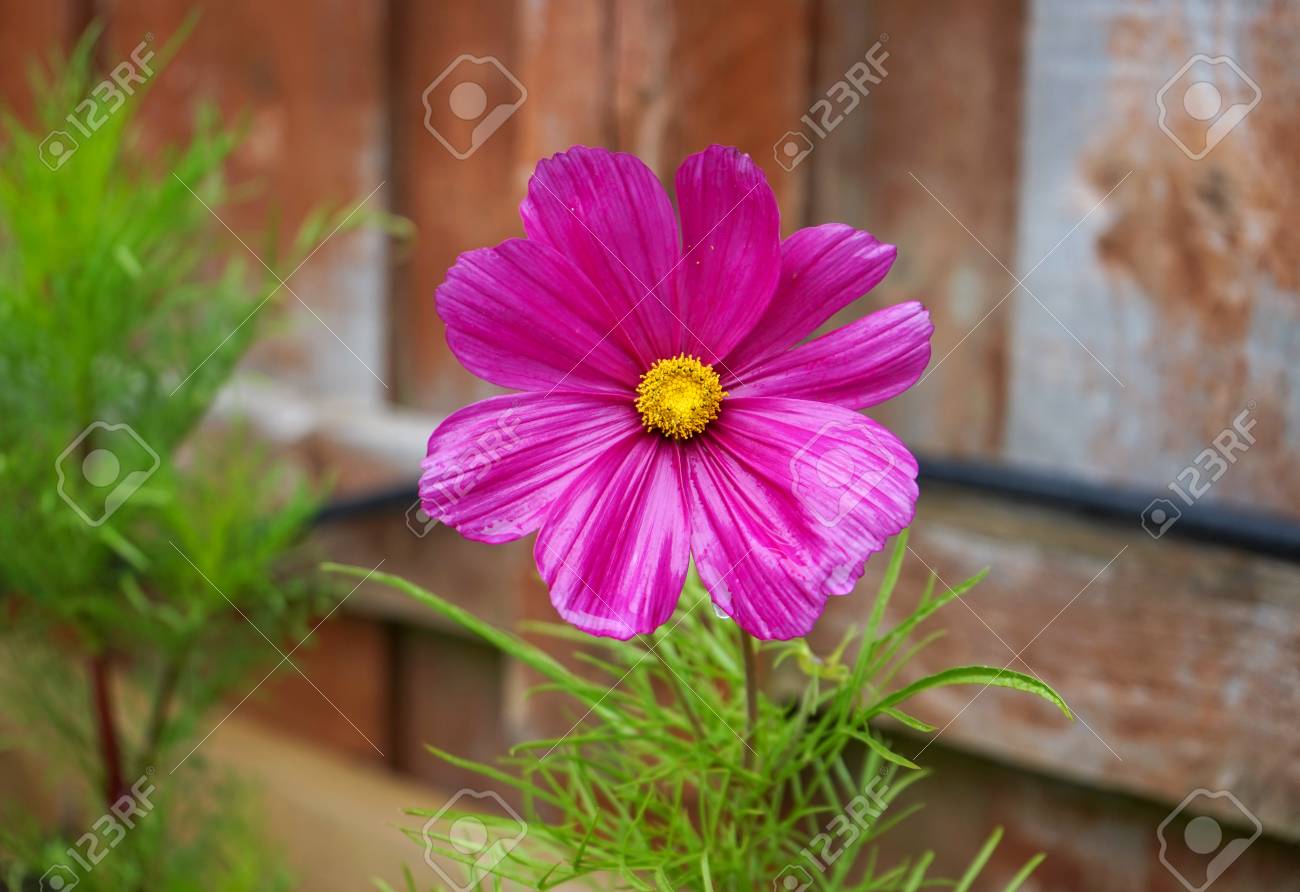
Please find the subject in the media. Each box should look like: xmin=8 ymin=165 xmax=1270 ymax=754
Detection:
xmin=245 ymin=614 xmax=392 ymax=765
xmin=1004 ymin=1 xmax=1300 ymax=516
xmin=653 ymin=0 xmax=812 ymax=225
xmin=100 ymin=0 xmax=390 ymax=404
xmin=516 ymin=0 xmax=612 ymax=159
xmin=0 ymin=1 xmax=86 ymax=123
xmin=803 ymin=0 xmax=875 ymax=237
xmin=610 ymin=0 xmax=673 ymax=169
xmin=809 ymin=0 xmax=1027 ymax=456
xmin=811 ymin=484 xmax=1300 ymax=841
xmin=393 ymin=625 xmax=511 ymax=795
xmin=388 ymin=0 xmax=524 ymax=412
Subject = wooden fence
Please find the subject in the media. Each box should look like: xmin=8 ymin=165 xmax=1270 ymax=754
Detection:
xmin=2 ymin=1 xmax=1298 ymax=889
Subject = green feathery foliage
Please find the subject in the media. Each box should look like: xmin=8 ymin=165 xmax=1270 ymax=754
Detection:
xmin=0 ymin=23 xmax=397 ymax=890
xmin=334 ymin=531 xmax=1070 ymax=891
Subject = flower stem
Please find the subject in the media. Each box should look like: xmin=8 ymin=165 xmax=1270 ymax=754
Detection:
xmin=660 ymin=650 xmax=706 ymax=742
xmin=89 ymin=651 xmax=127 ymax=808
xmin=739 ymin=627 xmax=758 ymax=772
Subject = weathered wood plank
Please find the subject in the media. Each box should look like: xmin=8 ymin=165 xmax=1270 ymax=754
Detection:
xmin=1005 ymin=0 xmax=1300 ymax=517
xmin=812 ymin=482 xmax=1300 ymax=840
xmin=516 ymin=0 xmax=612 ymax=159
xmin=808 ymin=0 xmax=1028 ymax=458
xmin=102 ymin=0 xmax=390 ymax=404
xmin=656 ymin=0 xmax=812 ymax=227
xmin=388 ymin=0 xmax=524 ymax=412
xmin=874 ymin=739 xmax=1300 ymax=892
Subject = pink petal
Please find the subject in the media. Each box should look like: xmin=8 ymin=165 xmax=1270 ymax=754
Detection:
xmin=536 ymin=434 xmax=690 ymax=639
xmin=673 ymin=146 xmax=781 ymax=363
xmin=686 ymin=436 xmax=829 ymax=640
xmin=724 ymin=224 xmax=896 ymax=374
xmin=521 ymin=146 xmax=680 ymax=364
xmin=687 ymin=397 xmax=918 ymax=639
xmin=730 ymin=302 xmax=932 ymax=409
xmin=437 ymin=239 xmax=645 ymax=393
xmin=421 ymin=392 xmax=642 ymax=543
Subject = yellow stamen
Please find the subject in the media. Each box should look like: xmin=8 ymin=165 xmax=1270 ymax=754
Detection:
xmin=635 ymin=354 xmax=727 ymax=440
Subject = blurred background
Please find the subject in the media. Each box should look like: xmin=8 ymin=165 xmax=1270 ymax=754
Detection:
xmin=1 ymin=1 xmax=1297 ymax=890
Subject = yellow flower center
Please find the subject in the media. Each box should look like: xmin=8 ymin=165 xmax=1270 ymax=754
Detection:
xmin=635 ymin=354 xmax=727 ymax=440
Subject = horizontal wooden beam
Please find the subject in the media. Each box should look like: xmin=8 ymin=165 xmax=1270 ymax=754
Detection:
xmin=812 ymin=481 xmax=1300 ymax=841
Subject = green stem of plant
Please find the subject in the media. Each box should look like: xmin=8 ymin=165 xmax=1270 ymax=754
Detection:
xmin=659 ymin=650 xmax=706 ymax=742
xmin=740 ymin=627 xmax=758 ymax=773
xmin=139 ymin=647 xmax=187 ymax=774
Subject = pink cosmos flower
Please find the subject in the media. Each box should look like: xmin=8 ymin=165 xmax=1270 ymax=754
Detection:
xmin=420 ymin=145 xmax=931 ymax=641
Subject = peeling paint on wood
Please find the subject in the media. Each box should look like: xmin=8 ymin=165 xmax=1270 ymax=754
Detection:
xmin=1005 ymin=0 xmax=1300 ymax=516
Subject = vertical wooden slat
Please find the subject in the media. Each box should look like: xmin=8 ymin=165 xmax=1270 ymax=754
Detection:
xmin=388 ymin=0 xmax=523 ymax=412
xmin=809 ymin=0 xmax=1028 ymax=457
xmin=100 ymin=0 xmax=390 ymax=405
xmin=610 ymin=0 xmax=673 ymax=171
xmin=516 ymin=0 xmax=613 ymax=160
xmin=659 ymin=0 xmax=812 ymax=225
xmin=616 ymin=0 xmax=815 ymax=219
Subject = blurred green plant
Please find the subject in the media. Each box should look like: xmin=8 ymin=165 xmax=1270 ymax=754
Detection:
xmin=1 ymin=770 xmax=295 ymax=892
xmin=0 ymin=23 xmax=395 ymax=891
xmin=336 ymin=531 xmax=1072 ymax=892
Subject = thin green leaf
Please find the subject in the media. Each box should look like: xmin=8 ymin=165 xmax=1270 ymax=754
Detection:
xmin=869 ymin=666 xmax=1073 ymax=721
xmin=900 ymin=852 xmax=935 ymax=892
xmin=856 ymin=731 xmax=921 ymax=770
xmin=880 ymin=707 xmax=936 ymax=734
xmin=955 ymin=827 xmax=1003 ymax=892
xmin=1002 ymin=853 xmax=1046 ymax=892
